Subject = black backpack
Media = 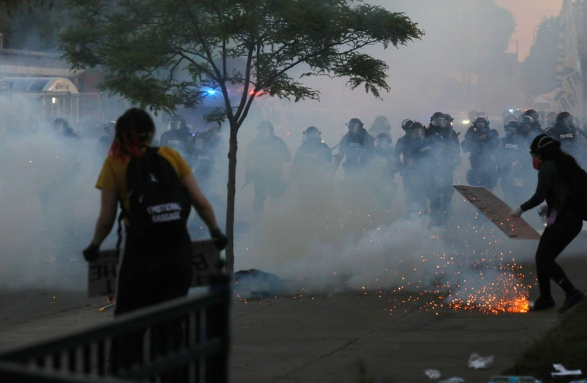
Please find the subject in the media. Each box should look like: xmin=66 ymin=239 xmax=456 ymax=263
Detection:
xmin=565 ymin=165 xmax=587 ymax=220
xmin=123 ymin=147 xmax=191 ymax=243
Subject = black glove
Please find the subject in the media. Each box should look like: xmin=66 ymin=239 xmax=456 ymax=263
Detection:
xmin=210 ymin=228 xmax=229 ymax=251
xmin=83 ymin=242 xmax=101 ymax=262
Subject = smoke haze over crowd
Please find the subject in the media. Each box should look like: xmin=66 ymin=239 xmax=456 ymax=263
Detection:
xmin=0 ymin=1 xmax=580 ymax=310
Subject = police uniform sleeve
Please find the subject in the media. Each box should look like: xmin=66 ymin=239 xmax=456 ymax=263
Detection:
xmin=95 ymin=159 xmax=117 ymax=190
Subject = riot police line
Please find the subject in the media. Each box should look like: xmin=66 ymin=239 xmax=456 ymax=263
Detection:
xmin=243 ymin=109 xmax=587 ymax=227
xmin=12 ymin=110 xmax=587 ymax=230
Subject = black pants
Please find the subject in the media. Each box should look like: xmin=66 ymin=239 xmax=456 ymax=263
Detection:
xmin=110 ymin=232 xmax=192 ymax=379
xmin=535 ymin=208 xmax=582 ymax=298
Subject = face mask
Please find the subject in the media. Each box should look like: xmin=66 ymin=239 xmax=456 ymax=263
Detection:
xmin=532 ymin=157 xmax=542 ymax=170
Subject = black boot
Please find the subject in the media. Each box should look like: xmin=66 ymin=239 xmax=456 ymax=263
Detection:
xmin=529 ymin=296 xmax=556 ymax=311
xmin=558 ymin=290 xmax=586 ymax=314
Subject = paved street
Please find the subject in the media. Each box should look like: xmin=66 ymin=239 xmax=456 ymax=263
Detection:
xmin=3 ymin=257 xmax=587 ymax=382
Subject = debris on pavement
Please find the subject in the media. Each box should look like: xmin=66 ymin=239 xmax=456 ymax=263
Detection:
xmin=425 ymin=369 xmax=441 ymax=379
xmin=551 ymin=363 xmax=582 ymax=378
xmin=468 ymin=352 xmax=494 ymax=369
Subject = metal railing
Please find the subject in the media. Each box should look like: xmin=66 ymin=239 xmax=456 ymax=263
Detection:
xmin=0 ymin=273 xmax=231 ymax=383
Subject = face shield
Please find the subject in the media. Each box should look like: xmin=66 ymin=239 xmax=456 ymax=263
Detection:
xmin=347 ymin=122 xmax=360 ymax=134
xmin=567 ymin=116 xmax=577 ymax=128
xmin=411 ymin=127 xmax=425 ymax=139
xmin=304 ymin=130 xmax=321 ymax=144
xmin=474 ymin=122 xmax=485 ymax=132
xmin=168 ymin=120 xmax=183 ymax=130
xmin=432 ymin=117 xmax=447 ymax=128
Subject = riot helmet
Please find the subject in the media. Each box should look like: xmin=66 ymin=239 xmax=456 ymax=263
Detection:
xmin=303 ymin=126 xmax=321 ymax=144
xmin=518 ymin=116 xmax=533 ymax=135
xmin=444 ymin=114 xmax=454 ymax=126
xmin=410 ymin=122 xmax=425 ymax=139
xmin=374 ymin=133 xmax=391 ymax=149
xmin=167 ymin=115 xmax=186 ymax=130
xmin=556 ymin=111 xmax=573 ymax=128
xmin=473 ymin=112 xmax=489 ymax=132
xmin=346 ymin=118 xmax=363 ymax=134
xmin=430 ymin=111 xmax=447 ymax=128
xmin=524 ymin=109 xmax=541 ymax=123
xmin=401 ymin=119 xmax=414 ymax=131
xmin=503 ymin=114 xmax=518 ymax=126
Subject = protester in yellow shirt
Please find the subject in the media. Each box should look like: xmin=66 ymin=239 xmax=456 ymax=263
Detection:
xmin=82 ymin=107 xmax=228 ymax=376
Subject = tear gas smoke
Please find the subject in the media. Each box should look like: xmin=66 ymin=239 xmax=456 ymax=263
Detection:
xmin=1 ymin=0 xmax=581 ymax=314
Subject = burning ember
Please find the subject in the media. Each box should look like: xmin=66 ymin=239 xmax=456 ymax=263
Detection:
xmin=444 ymin=264 xmax=530 ymax=314
xmin=235 ymin=196 xmax=535 ymax=316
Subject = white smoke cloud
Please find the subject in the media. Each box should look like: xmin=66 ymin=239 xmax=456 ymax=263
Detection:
xmin=0 ymin=114 xmax=109 ymax=290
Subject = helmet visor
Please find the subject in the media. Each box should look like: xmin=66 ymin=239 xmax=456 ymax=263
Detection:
xmin=347 ymin=123 xmax=360 ymax=133
xmin=411 ymin=127 xmax=424 ymax=139
xmin=432 ymin=117 xmax=447 ymax=128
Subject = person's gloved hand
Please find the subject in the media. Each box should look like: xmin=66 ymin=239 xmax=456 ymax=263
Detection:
xmin=511 ymin=207 xmax=523 ymax=218
xmin=83 ymin=242 xmax=100 ymax=262
xmin=210 ymin=228 xmax=229 ymax=251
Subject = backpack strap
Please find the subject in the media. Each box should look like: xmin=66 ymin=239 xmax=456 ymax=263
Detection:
xmin=115 ymin=209 xmax=124 ymax=262
xmin=114 ymin=147 xmax=158 ymax=262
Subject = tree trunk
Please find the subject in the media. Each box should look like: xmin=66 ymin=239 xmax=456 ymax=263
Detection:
xmin=224 ymin=124 xmax=238 ymax=274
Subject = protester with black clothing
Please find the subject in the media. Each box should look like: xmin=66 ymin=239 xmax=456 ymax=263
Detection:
xmin=83 ymin=108 xmax=227 ymax=379
xmin=511 ymin=134 xmax=585 ymax=313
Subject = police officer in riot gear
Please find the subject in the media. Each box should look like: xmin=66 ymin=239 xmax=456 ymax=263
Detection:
xmin=518 ymin=115 xmax=537 ymax=143
xmin=369 ymin=132 xmax=398 ymax=207
xmin=397 ymin=122 xmax=438 ymax=216
xmin=462 ymin=112 xmax=500 ymax=190
xmin=159 ymin=115 xmax=194 ymax=162
xmin=498 ymin=119 xmax=530 ymax=206
xmin=394 ymin=119 xmax=414 ymax=203
xmin=394 ymin=119 xmax=414 ymax=163
xmin=522 ymin=109 xmax=544 ymax=135
xmin=332 ymin=118 xmax=375 ymax=179
xmin=426 ymin=111 xmax=461 ymax=224
xmin=291 ymin=126 xmax=332 ymax=183
xmin=545 ymin=111 xmax=587 ymax=165
xmin=191 ymin=121 xmax=224 ymax=192
xmin=245 ymin=120 xmax=291 ymax=214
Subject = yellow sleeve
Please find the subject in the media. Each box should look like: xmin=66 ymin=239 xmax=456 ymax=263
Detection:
xmin=159 ymin=146 xmax=192 ymax=178
xmin=95 ymin=159 xmax=117 ymax=190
